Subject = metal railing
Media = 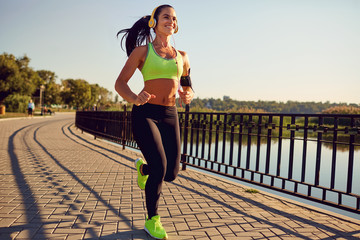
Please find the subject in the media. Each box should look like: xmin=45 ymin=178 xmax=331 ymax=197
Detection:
xmin=76 ymin=106 xmax=360 ymax=214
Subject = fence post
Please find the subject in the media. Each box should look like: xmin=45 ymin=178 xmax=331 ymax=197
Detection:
xmin=181 ymin=104 xmax=190 ymax=170
xmin=346 ymin=117 xmax=355 ymax=194
xmin=122 ymin=104 xmax=127 ymax=150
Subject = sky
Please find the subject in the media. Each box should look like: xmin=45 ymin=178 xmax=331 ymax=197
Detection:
xmin=1 ymin=0 xmax=359 ymax=104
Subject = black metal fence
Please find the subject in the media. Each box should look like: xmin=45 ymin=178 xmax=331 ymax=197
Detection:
xmin=76 ymin=107 xmax=360 ymax=214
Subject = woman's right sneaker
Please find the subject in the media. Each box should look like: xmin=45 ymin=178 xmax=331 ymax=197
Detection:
xmin=135 ymin=158 xmax=148 ymax=190
xmin=144 ymin=215 xmax=168 ymax=239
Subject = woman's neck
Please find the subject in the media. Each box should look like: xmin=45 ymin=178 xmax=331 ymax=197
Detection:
xmin=153 ymin=35 xmax=171 ymax=48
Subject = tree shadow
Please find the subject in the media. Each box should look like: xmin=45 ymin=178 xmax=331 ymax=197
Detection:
xmin=33 ymin=125 xmax=136 ymax=233
xmin=65 ymin=123 xmax=136 ymax=164
xmin=0 ymin=119 xmax=145 ymax=239
xmin=3 ymin=125 xmax=47 ymax=239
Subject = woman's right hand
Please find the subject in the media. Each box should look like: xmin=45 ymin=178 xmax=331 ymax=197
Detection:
xmin=134 ymin=90 xmax=156 ymax=106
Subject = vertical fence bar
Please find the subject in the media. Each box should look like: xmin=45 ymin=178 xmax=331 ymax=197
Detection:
xmin=276 ymin=116 xmax=283 ymax=177
xmin=237 ymin=115 xmax=244 ymax=169
xmin=117 ymin=111 xmax=121 ymax=142
xmin=221 ymin=114 xmax=228 ymax=173
xmin=214 ymin=114 xmax=220 ymax=167
xmin=288 ymin=116 xmax=296 ymax=180
xmin=195 ymin=114 xmax=200 ymax=163
xmin=265 ymin=116 xmax=272 ymax=174
xmin=229 ymin=114 xmax=235 ymax=171
xmin=346 ymin=117 xmax=355 ymax=194
xmin=301 ymin=117 xmax=309 ymax=183
xmin=201 ymin=114 xmax=206 ymax=160
xmin=181 ymin=104 xmax=190 ymax=170
xmin=314 ymin=117 xmax=323 ymax=186
xmin=122 ymin=105 xmax=127 ymax=149
xmin=246 ymin=115 xmax=252 ymax=171
xmin=246 ymin=115 xmax=253 ymax=181
xmin=330 ymin=117 xmax=338 ymax=190
xmin=255 ymin=116 xmax=262 ymax=173
xmin=208 ymin=114 xmax=214 ymax=170
xmin=189 ymin=112 xmax=194 ymax=158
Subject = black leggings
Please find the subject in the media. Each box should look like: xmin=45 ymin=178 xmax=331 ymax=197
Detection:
xmin=131 ymin=103 xmax=181 ymax=218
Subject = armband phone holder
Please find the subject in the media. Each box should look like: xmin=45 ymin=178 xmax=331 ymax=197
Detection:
xmin=180 ymin=69 xmax=194 ymax=91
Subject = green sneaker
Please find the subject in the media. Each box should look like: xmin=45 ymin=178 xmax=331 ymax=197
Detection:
xmin=135 ymin=158 xmax=148 ymax=190
xmin=144 ymin=215 xmax=168 ymax=239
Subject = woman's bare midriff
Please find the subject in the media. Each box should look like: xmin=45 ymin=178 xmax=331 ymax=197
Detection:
xmin=143 ymin=78 xmax=178 ymax=106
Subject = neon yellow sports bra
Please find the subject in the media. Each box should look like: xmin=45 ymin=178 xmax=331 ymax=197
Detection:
xmin=141 ymin=43 xmax=183 ymax=82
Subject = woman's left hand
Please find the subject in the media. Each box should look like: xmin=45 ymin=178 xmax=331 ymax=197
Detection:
xmin=178 ymin=88 xmax=194 ymax=105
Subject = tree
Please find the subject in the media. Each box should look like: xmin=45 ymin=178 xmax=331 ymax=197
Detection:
xmin=4 ymin=94 xmax=31 ymax=112
xmin=61 ymin=79 xmax=92 ymax=109
xmin=37 ymin=70 xmax=62 ymax=105
xmin=89 ymin=84 xmax=112 ymax=109
xmin=0 ymin=53 xmax=40 ymax=105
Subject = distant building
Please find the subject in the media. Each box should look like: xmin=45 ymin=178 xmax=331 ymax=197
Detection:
xmin=223 ymin=96 xmax=230 ymax=101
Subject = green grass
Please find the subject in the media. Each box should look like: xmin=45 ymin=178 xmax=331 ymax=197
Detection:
xmin=245 ymin=189 xmax=259 ymax=194
xmin=0 ymin=112 xmax=29 ymax=119
xmin=0 ymin=111 xmax=57 ymax=119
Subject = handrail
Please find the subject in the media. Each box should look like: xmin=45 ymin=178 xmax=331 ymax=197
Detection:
xmin=75 ymin=107 xmax=360 ymax=214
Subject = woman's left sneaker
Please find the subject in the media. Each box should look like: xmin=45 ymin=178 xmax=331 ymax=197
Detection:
xmin=135 ymin=158 xmax=148 ymax=190
xmin=144 ymin=215 xmax=168 ymax=239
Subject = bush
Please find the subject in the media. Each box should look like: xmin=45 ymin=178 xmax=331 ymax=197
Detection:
xmin=4 ymin=94 xmax=31 ymax=113
xmin=322 ymin=106 xmax=360 ymax=115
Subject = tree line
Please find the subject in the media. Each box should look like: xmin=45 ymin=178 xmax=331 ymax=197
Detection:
xmin=0 ymin=53 xmax=113 ymax=112
xmin=188 ymin=97 xmax=360 ymax=114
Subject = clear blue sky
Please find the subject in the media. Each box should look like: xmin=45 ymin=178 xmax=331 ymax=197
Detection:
xmin=1 ymin=0 xmax=359 ymax=104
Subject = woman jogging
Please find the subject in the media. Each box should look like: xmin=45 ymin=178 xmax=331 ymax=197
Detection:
xmin=115 ymin=5 xmax=194 ymax=239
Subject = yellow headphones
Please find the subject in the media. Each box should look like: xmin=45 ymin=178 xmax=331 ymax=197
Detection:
xmin=148 ymin=6 xmax=178 ymax=33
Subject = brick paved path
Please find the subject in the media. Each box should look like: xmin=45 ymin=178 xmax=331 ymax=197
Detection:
xmin=1 ymin=113 xmax=359 ymax=239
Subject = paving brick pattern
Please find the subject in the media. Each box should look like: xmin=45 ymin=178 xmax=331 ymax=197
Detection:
xmin=1 ymin=113 xmax=359 ymax=239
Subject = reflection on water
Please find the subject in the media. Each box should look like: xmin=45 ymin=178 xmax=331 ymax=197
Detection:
xmin=183 ymin=128 xmax=360 ymax=151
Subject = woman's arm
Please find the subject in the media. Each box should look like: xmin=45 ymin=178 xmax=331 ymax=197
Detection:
xmin=178 ymin=51 xmax=194 ymax=105
xmin=114 ymin=46 xmax=155 ymax=105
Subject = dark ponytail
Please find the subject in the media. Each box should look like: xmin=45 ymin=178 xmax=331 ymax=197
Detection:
xmin=117 ymin=16 xmax=151 ymax=57
xmin=117 ymin=4 xmax=174 ymax=57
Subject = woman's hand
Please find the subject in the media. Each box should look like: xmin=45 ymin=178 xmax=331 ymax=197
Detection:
xmin=178 ymin=88 xmax=194 ymax=105
xmin=134 ymin=90 xmax=156 ymax=106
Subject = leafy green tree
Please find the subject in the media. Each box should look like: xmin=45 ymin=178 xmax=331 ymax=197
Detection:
xmin=89 ymin=83 xmax=112 ymax=109
xmin=89 ymin=84 xmax=101 ymax=108
xmin=98 ymin=86 xmax=112 ymax=107
xmin=0 ymin=53 xmax=39 ymax=105
xmin=4 ymin=94 xmax=31 ymax=112
xmin=61 ymin=79 xmax=92 ymax=109
xmin=37 ymin=70 xmax=62 ymax=105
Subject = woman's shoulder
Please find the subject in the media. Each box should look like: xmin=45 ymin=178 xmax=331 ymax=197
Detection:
xmin=132 ymin=45 xmax=148 ymax=55
xmin=129 ymin=45 xmax=148 ymax=61
xmin=178 ymin=50 xmax=189 ymax=64
xmin=178 ymin=50 xmax=188 ymax=57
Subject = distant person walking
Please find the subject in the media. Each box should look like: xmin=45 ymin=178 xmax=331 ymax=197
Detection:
xmin=115 ymin=4 xmax=194 ymax=239
xmin=27 ymin=99 xmax=35 ymax=117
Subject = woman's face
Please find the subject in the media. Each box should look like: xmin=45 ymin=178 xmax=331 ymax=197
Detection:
xmin=155 ymin=7 xmax=177 ymax=35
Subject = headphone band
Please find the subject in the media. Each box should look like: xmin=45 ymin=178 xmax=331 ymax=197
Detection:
xmin=148 ymin=6 xmax=159 ymax=28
